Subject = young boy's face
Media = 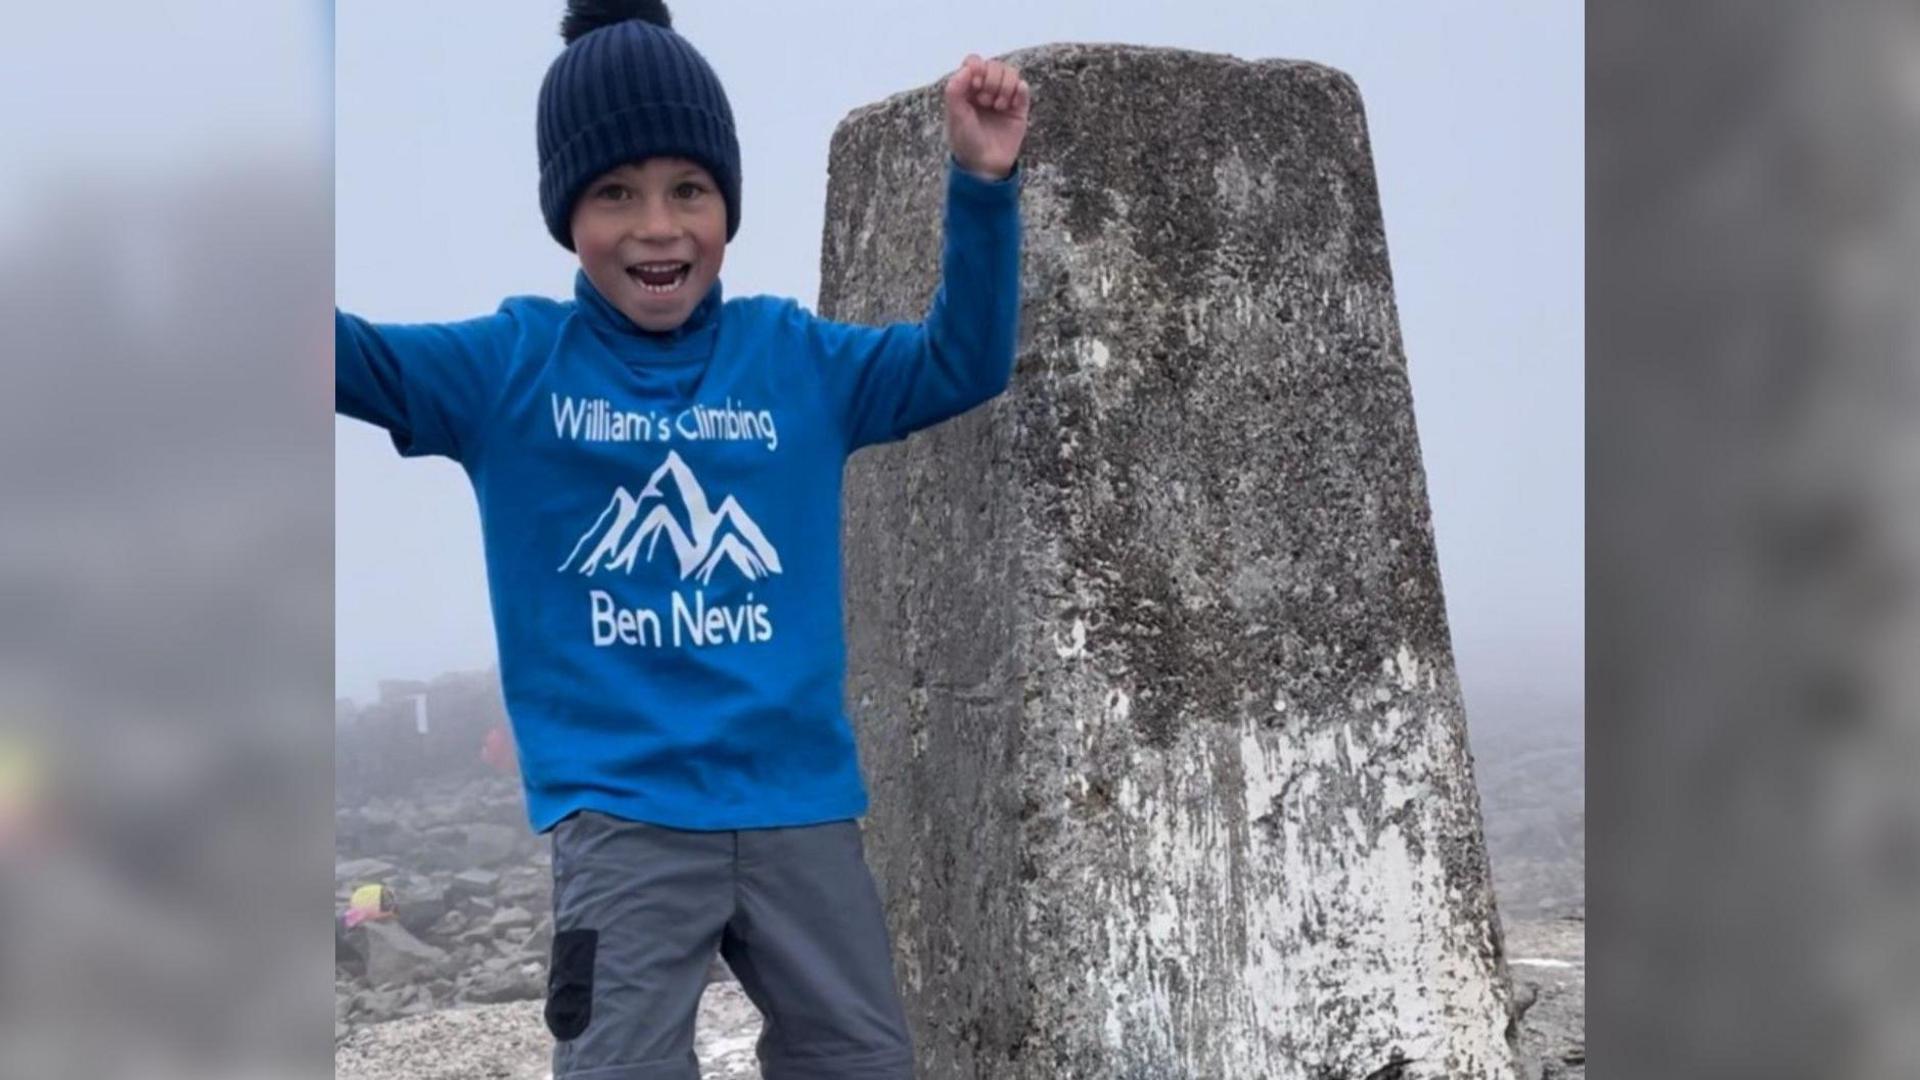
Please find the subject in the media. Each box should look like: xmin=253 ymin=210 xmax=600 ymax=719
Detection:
xmin=570 ymin=157 xmax=727 ymax=333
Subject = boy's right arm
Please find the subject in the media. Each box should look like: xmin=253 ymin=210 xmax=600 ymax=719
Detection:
xmin=335 ymin=308 xmax=515 ymax=464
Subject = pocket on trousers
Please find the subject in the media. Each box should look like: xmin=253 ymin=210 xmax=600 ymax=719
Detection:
xmin=544 ymin=928 xmax=598 ymax=1041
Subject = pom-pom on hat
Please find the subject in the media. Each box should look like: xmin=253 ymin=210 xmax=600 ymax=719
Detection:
xmin=537 ymin=0 xmax=741 ymax=250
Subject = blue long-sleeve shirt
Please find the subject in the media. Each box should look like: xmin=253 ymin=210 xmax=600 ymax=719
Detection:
xmin=337 ymin=160 xmax=1021 ymax=832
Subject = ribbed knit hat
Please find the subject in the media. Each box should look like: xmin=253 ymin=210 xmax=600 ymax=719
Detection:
xmin=537 ymin=0 xmax=741 ymax=250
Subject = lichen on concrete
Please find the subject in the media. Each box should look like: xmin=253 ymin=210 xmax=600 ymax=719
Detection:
xmin=830 ymin=43 xmax=1520 ymax=1079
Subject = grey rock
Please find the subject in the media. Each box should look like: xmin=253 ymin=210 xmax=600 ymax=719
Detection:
xmin=446 ymin=868 xmax=500 ymax=901
xmin=461 ymin=961 xmax=546 ymax=1005
xmin=1504 ymin=917 xmax=1585 ymax=1080
xmin=829 ymin=43 xmax=1519 ymax=1079
xmin=518 ymin=917 xmax=554 ymax=961
xmin=350 ymin=986 xmax=403 ymax=1021
xmin=427 ymin=910 xmax=469 ymax=939
xmin=393 ymin=984 xmax=435 ymax=1018
xmin=487 ymin=905 xmax=534 ymax=934
xmin=462 ymin=823 xmax=526 ymax=866
xmin=358 ymin=920 xmax=452 ymax=989
xmin=335 ymin=809 xmax=402 ymax=856
xmin=394 ymin=881 xmax=451 ymax=938
xmin=414 ymin=825 xmax=470 ymax=872
xmin=335 ymin=857 xmax=396 ymax=885
xmin=497 ymin=867 xmax=549 ymax=907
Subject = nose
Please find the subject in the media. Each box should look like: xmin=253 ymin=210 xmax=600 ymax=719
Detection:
xmin=628 ymin=196 xmax=680 ymax=245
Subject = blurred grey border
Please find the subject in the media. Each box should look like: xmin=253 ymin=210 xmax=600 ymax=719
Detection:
xmin=1592 ymin=1 xmax=1920 ymax=1077
xmin=0 ymin=1 xmax=335 ymax=1076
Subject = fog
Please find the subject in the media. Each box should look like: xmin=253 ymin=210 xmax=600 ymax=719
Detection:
xmin=333 ymin=0 xmax=1585 ymax=761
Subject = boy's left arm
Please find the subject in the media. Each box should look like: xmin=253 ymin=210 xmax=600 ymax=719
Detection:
xmin=808 ymin=56 xmax=1031 ymax=452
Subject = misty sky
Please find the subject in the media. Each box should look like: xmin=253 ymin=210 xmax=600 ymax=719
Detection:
xmin=335 ymin=1 xmax=1582 ymax=741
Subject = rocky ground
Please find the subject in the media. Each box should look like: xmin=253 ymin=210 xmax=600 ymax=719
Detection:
xmin=336 ymin=913 xmax=1582 ymax=1080
xmin=336 ymin=743 xmax=1585 ymax=1077
xmin=335 ymin=980 xmax=765 ymax=1080
xmin=334 ymin=774 xmax=555 ymax=1032
xmin=1505 ymin=913 xmax=1587 ymax=1080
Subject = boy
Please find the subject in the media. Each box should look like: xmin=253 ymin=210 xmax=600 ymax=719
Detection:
xmin=334 ymin=1 xmax=1029 ymax=1078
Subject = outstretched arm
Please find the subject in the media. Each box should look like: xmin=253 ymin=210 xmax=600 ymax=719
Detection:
xmin=810 ymin=55 xmax=1031 ymax=452
xmin=335 ymin=308 xmax=515 ymax=464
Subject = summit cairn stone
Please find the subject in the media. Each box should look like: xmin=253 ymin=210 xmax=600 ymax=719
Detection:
xmin=825 ymin=44 xmax=1522 ymax=1079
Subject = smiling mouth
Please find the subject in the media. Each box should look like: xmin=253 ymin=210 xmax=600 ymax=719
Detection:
xmin=627 ymin=261 xmax=692 ymax=294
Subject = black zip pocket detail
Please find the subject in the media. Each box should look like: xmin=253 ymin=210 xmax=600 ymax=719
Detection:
xmin=544 ymin=928 xmax=598 ymax=1041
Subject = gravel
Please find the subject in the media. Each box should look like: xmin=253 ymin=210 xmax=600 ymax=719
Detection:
xmin=336 ymin=981 xmax=764 ymax=1080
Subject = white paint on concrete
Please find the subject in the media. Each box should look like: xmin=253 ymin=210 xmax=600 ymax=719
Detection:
xmin=1077 ymin=337 xmax=1112 ymax=370
xmin=1054 ymin=617 xmax=1088 ymax=659
xmin=1395 ymin=643 xmax=1420 ymax=691
xmin=1061 ymin=691 xmax=1517 ymax=1077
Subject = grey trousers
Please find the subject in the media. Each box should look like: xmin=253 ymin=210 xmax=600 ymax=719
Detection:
xmin=545 ymin=810 xmax=914 ymax=1080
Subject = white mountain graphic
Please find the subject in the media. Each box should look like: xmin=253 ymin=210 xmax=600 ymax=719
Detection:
xmin=558 ymin=451 xmax=783 ymax=585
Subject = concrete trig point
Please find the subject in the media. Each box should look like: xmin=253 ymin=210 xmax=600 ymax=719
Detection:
xmin=828 ymin=44 xmax=1521 ymax=1080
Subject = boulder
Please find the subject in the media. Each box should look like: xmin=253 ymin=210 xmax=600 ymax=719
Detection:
xmin=356 ymin=920 xmax=451 ymax=989
xmin=445 ymin=868 xmax=500 ymax=902
xmin=392 ymin=878 xmax=450 ymax=938
xmin=487 ymin=905 xmax=535 ymax=934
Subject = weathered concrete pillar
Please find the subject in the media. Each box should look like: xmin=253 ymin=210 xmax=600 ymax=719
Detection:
xmin=826 ymin=44 xmax=1520 ymax=1080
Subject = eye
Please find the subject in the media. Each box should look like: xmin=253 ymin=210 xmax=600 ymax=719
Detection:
xmin=673 ymin=181 xmax=707 ymax=200
xmin=594 ymin=182 xmax=631 ymax=201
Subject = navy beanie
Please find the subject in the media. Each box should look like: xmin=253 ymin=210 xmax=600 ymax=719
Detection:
xmin=537 ymin=0 xmax=741 ymax=250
